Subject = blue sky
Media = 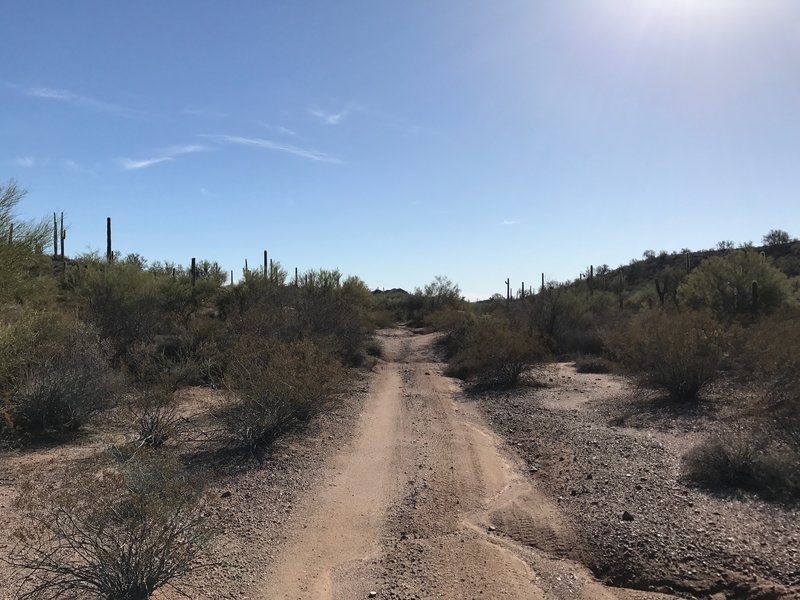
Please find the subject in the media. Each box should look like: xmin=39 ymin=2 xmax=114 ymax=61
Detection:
xmin=2 ymin=1 xmax=799 ymax=299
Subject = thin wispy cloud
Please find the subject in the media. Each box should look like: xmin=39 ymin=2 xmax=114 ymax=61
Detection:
xmin=502 ymin=219 xmax=518 ymax=226
xmin=22 ymin=85 xmax=140 ymax=117
xmin=15 ymin=156 xmax=36 ymax=168
xmin=309 ymin=105 xmax=353 ymax=125
xmin=162 ymin=144 xmax=209 ymax=156
xmin=201 ymin=134 xmax=341 ymax=164
xmin=64 ymin=159 xmax=98 ymax=177
xmin=119 ymin=156 xmax=174 ymax=170
xmin=258 ymin=122 xmax=300 ymax=137
xmin=118 ymin=144 xmax=209 ymax=171
xmin=183 ymin=106 xmax=229 ymax=118
xmin=28 ymin=88 xmax=72 ymax=100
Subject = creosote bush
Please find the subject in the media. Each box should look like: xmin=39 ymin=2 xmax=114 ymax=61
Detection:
xmin=749 ymin=314 xmax=800 ymax=452
xmin=10 ymin=452 xmax=211 ymax=600
xmin=684 ymin=433 xmax=800 ymax=500
xmin=2 ymin=317 xmax=117 ymax=435
xmin=129 ymin=390 xmax=181 ymax=449
xmin=220 ymin=338 xmax=348 ymax=451
xmin=607 ymin=310 xmax=725 ymax=401
xmin=446 ymin=317 xmax=548 ymax=389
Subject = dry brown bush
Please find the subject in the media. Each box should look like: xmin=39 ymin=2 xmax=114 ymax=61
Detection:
xmin=8 ymin=452 xmax=211 ymax=600
xmin=129 ymin=390 xmax=182 ymax=449
xmin=685 ymin=432 xmax=800 ymax=500
xmin=446 ymin=317 xmax=548 ymax=389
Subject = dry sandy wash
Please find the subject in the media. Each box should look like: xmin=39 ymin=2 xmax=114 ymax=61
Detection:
xmin=260 ymin=328 xmax=673 ymax=600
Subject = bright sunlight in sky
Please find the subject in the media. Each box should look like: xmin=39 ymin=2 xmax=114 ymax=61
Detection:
xmin=2 ymin=1 xmax=798 ymax=298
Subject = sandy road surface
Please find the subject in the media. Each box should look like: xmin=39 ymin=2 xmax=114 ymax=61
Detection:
xmin=261 ymin=328 xmax=673 ymax=600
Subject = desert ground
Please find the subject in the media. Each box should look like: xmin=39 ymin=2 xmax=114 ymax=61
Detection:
xmin=1 ymin=328 xmax=797 ymax=599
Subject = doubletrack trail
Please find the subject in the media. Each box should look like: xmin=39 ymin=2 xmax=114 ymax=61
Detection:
xmin=261 ymin=328 xmax=673 ymax=600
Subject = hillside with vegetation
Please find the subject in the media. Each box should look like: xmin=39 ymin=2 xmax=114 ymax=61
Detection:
xmin=1 ymin=178 xmax=798 ymax=599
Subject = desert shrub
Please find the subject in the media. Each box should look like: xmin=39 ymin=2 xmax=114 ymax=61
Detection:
xmin=218 ymin=269 xmax=372 ymax=369
xmin=447 ymin=317 xmax=548 ymax=388
xmin=747 ymin=313 xmax=800 ymax=451
xmin=685 ymin=433 xmax=800 ymax=500
xmin=606 ymin=310 xmax=725 ymax=401
xmin=125 ymin=334 xmax=208 ymax=389
xmin=679 ymin=251 xmax=792 ymax=321
xmin=519 ymin=286 xmax=615 ymax=355
xmin=371 ymin=289 xmax=419 ymax=324
xmin=425 ymin=305 xmax=474 ymax=358
xmin=7 ymin=319 xmax=117 ymax=434
xmin=296 ymin=290 xmax=369 ymax=367
xmin=397 ymin=275 xmax=462 ymax=326
xmin=129 ymin=391 xmax=181 ymax=449
xmin=0 ymin=180 xmax=54 ymax=306
xmin=67 ymin=258 xmax=223 ymax=371
xmin=574 ymin=355 xmax=613 ymax=374
xmin=67 ymin=261 xmax=166 ymax=360
xmin=365 ymin=338 xmax=383 ymax=358
xmin=10 ymin=451 xmax=210 ymax=600
xmin=220 ymin=338 xmax=348 ymax=451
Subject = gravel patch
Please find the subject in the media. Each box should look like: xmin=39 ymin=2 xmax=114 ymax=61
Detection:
xmin=476 ymin=363 xmax=800 ymax=599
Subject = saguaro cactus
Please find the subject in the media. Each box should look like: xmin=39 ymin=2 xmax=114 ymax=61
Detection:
xmin=106 ymin=217 xmax=112 ymax=263
xmin=752 ymin=280 xmax=759 ymax=314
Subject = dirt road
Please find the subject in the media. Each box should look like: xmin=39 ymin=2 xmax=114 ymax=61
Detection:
xmin=261 ymin=328 xmax=672 ymax=600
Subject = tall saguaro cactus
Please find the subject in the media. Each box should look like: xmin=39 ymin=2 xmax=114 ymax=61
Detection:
xmin=106 ymin=217 xmax=112 ymax=263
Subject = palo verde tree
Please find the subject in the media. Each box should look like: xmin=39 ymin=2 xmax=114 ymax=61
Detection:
xmin=0 ymin=179 xmax=52 ymax=304
xmin=679 ymin=250 xmax=792 ymax=321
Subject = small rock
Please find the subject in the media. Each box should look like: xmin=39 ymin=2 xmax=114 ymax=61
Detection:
xmin=368 ymin=592 xmax=378 ymax=598
xmin=221 ymin=491 xmax=232 ymax=498
xmin=488 ymin=526 xmax=496 ymax=532
xmin=622 ymin=511 xmax=634 ymax=521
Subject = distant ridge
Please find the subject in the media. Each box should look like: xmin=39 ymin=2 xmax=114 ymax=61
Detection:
xmin=372 ymin=288 xmax=409 ymax=295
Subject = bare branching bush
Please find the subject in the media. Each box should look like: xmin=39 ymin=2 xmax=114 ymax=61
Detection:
xmin=219 ymin=338 xmax=348 ymax=451
xmin=129 ymin=390 xmax=181 ymax=449
xmin=9 ymin=452 xmax=211 ymax=600
xmin=607 ymin=310 xmax=725 ymax=401
xmin=446 ymin=317 xmax=548 ymax=389
xmin=11 ymin=320 xmax=117 ymax=434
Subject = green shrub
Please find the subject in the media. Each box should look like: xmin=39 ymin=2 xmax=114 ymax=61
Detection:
xmin=10 ymin=451 xmax=210 ymax=599
xmin=426 ymin=305 xmax=474 ymax=358
xmin=220 ymin=338 xmax=348 ymax=450
xmin=447 ymin=317 xmax=548 ymax=388
xmin=516 ymin=286 xmax=615 ymax=355
xmin=679 ymin=251 xmax=792 ymax=321
xmin=0 ymin=180 xmax=54 ymax=306
xmin=607 ymin=310 xmax=725 ymax=401
xmin=11 ymin=321 xmax=117 ymax=433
